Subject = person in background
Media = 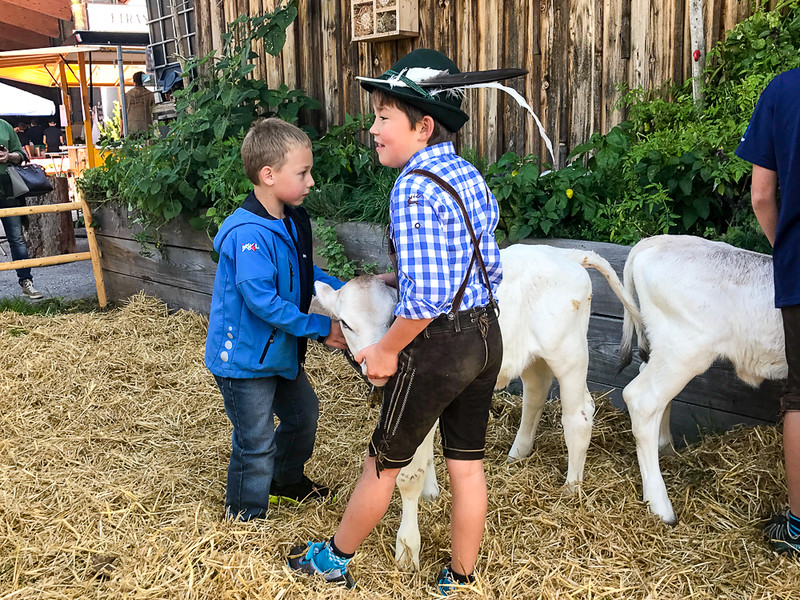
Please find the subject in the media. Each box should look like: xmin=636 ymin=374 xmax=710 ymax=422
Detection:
xmin=736 ymin=67 xmax=800 ymax=557
xmin=0 ymin=118 xmax=44 ymax=300
xmin=43 ymin=119 xmax=64 ymax=154
xmin=125 ymin=71 xmax=155 ymax=135
xmin=14 ymin=123 xmax=28 ymax=147
xmin=27 ymin=119 xmax=44 ymax=149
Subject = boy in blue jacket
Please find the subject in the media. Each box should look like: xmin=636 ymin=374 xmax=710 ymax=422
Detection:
xmin=205 ymin=117 xmax=347 ymax=521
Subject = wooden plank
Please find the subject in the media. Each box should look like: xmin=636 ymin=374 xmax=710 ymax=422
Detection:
xmin=525 ymin=0 xmax=544 ymax=156
xmin=456 ymin=0 xmax=478 ymax=155
xmin=296 ymin=0 xmax=324 ymax=133
xmin=339 ymin=0 xmax=360 ymax=121
xmin=0 ymin=23 xmax=51 ymax=49
xmin=628 ymin=0 xmax=649 ymax=91
xmin=320 ymin=0 xmax=340 ymax=131
xmin=672 ymin=0 xmax=686 ymax=86
xmin=478 ymin=0 xmax=500 ymax=162
xmin=194 ymin=0 xmax=210 ymax=61
xmin=569 ymin=0 xmax=597 ymax=153
xmin=103 ymin=270 xmax=213 ymax=316
xmin=501 ymin=0 xmax=527 ymax=156
xmin=601 ymin=0 xmax=629 ymax=131
xmin=3 ymin=0 xmax=71 ymax=21
xmin=0 ymin=1 xmax=61 ymax=37
xmin=92 ymin=205 xmax=213 ymax=252
xmin=96 ymin=235 xmax=217 ymax=295
xmin=538 ymin=0 xmax=554 ymax=165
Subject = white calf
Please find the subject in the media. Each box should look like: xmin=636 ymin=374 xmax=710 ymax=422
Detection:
xmin=315 ymin=243 xmax=639 ymax=567
xmin=618 ymin=235 xmax=785 ymax=524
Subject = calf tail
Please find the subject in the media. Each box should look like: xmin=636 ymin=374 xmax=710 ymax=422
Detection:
xmin=619 ymin=249 xmax=647 ymax=371
xmin=561 ymin=247 xmax=644 ymax=372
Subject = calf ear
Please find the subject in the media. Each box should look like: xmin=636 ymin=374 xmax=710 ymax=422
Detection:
xmin=314 ymin=281 xmax=340 ymax=315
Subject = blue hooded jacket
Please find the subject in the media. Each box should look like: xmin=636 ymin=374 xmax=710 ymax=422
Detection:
xmin=205 ymin=194 xmax=344 ymax=379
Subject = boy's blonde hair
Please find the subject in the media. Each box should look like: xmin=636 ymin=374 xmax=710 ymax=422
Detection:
xmin=241 ymin=117 xmax=311 ymax=184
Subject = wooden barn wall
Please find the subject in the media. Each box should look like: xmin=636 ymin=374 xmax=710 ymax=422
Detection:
xmin=194 ymin=0 xmax=777 ymax=166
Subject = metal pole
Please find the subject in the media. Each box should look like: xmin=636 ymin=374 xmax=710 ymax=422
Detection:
xmin=117 ymin=45 xmax=129 ymax=137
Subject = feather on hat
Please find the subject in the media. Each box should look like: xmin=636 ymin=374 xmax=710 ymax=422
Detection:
xmin=358 ymin=49 xmax=554 ymax=163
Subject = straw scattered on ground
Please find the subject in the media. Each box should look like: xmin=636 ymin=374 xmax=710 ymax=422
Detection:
xmin=0 ymin=293 xmax=798 ymax=599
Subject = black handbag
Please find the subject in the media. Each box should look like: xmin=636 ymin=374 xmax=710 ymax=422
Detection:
xmin=7 ymin=151 xmax=53 ymax=197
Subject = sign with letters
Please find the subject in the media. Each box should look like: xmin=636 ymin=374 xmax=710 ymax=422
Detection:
xmin=86 ymin=0 xmax=148 ymax=33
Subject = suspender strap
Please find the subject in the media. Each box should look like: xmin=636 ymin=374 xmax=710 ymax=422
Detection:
xmin=408 ymin=168 xmax=497 ymax=314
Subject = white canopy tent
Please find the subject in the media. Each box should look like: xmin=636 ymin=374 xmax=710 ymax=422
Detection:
xmin=0 ymin=81 xmax=56 ymax=116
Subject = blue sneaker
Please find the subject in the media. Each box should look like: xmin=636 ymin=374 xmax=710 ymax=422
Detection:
xmin=436 ymin=565 xmax=475 ymax=596
xmin=764 ymin=511 xmax=800 ymax=557
xmin=288 ymin=541 xmax=355 ymax=589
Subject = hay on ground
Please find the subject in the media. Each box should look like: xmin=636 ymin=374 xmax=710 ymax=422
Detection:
xmin=0 ymin=293 xmax=797 ymax=599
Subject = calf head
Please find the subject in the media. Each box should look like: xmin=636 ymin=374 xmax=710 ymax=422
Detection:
xmin=314 ymin=276 xmax=396 ymax=385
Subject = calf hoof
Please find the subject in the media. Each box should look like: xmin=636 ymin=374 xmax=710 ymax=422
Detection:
xmin=562 ymin=480 xmax=582 ymax=495
xmin=394 ymin=542 xmax=420 ymax=570
xmin=648 ymin=501 xmax=678 ymax=526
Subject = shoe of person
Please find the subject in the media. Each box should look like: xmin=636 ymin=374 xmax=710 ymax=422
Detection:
xmin=20 ymin=279 xmax=43 ymax=300
xmin=763 ymin=510 xmax=800 ymax=557
xmin=269 ymin=475 xmax=332 ymax=505
xmin=436 ymin=565 xmax=475 ymax=596
xmin=288 ymin=541 xmax=355 ymax=589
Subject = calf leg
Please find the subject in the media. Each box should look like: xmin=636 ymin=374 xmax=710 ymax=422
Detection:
xmin=551 ymin=361 xmax=594 ymax=490
xmin=623 ymin=353 xmax=711 ymax=524
xmin=394 ymin=424 xmax=437 ymax=569
xmin=508 ymin=359 xmax=553 ymax=461
xmin=658 ymin=401 xmax=676 ymax=455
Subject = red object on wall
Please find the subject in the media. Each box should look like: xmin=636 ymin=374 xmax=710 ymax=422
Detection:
xmin=693 ymin=49 xmax=702 ymax=62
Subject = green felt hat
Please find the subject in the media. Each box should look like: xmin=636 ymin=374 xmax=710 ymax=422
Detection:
xmin=358 ymin=49 xmax=529 ymax=133
xmin=358 ymin=49 xmax=470 ymax=132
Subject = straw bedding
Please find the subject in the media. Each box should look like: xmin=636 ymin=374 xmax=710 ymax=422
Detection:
xmin=0 ymin=294 xmax=798 ymax=599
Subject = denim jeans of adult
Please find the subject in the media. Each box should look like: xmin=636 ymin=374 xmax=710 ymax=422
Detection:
xmin=215 ymin=370 xmax=319 ymax=521
xmin=0 ymin=195 xmax=32 ymax=283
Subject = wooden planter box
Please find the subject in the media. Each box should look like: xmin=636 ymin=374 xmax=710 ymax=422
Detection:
xmin=92 ymin=210 xmax=781 ymax=442
xmin=92 ymin=204 xmax=216 ymax=315
xmin=351 ymin=0 xmax=419 ymax=42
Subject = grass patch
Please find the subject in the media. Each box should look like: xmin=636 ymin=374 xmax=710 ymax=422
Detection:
xmin=0 ymin=296 xmax=102 ymax=316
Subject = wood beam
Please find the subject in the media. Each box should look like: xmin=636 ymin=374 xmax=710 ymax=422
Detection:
xmin=0 ymin=22 xmax=51 ymax=49
xmin=0 ymin=1 xmax=61 ymax=38
xmin=2 ymin=0 xmax=71 ymax=21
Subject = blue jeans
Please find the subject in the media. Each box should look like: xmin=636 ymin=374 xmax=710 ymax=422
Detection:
xmin=215 ymin=370 xmax=319 ymax=521
xmin=0 ymin=195 xmax=32 ymax=282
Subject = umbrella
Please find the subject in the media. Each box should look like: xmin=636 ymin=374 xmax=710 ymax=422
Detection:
xmin=0 ymin=81 xmax=56 ymax=116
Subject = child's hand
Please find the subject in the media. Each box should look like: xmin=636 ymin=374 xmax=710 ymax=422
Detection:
xmin=354 ymin=343 xmax=397 ymax=387
xmin=324 ymin=320 xmax=347 ymax=350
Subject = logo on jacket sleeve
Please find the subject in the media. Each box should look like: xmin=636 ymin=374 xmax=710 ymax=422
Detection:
xmin=241 ymin=242 xmax=260 ymax=252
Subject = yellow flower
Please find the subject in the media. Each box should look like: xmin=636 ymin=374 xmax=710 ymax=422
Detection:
xmin=566 ymin=188 xmax=574 ymax=199
xmin=511 ymin=170 xmax=519 ymax=177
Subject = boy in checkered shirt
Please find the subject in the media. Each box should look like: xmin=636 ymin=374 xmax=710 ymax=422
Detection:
xmin=289 ymin=49 xmax=504 ymax=595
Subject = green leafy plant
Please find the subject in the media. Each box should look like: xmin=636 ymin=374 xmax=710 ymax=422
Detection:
xmin=313 ymin=219 xmax=356 ymax=279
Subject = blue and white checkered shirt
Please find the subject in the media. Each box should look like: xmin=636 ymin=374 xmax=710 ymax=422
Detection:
xmin=390 ymin=142 xmax=503 ymax=320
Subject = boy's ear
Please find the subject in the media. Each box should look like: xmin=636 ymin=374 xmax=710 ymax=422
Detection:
xmin=258 ymin=165 xmax=274 ymax=186
xmin=416 ymin=115 xmax=435 ymax=143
